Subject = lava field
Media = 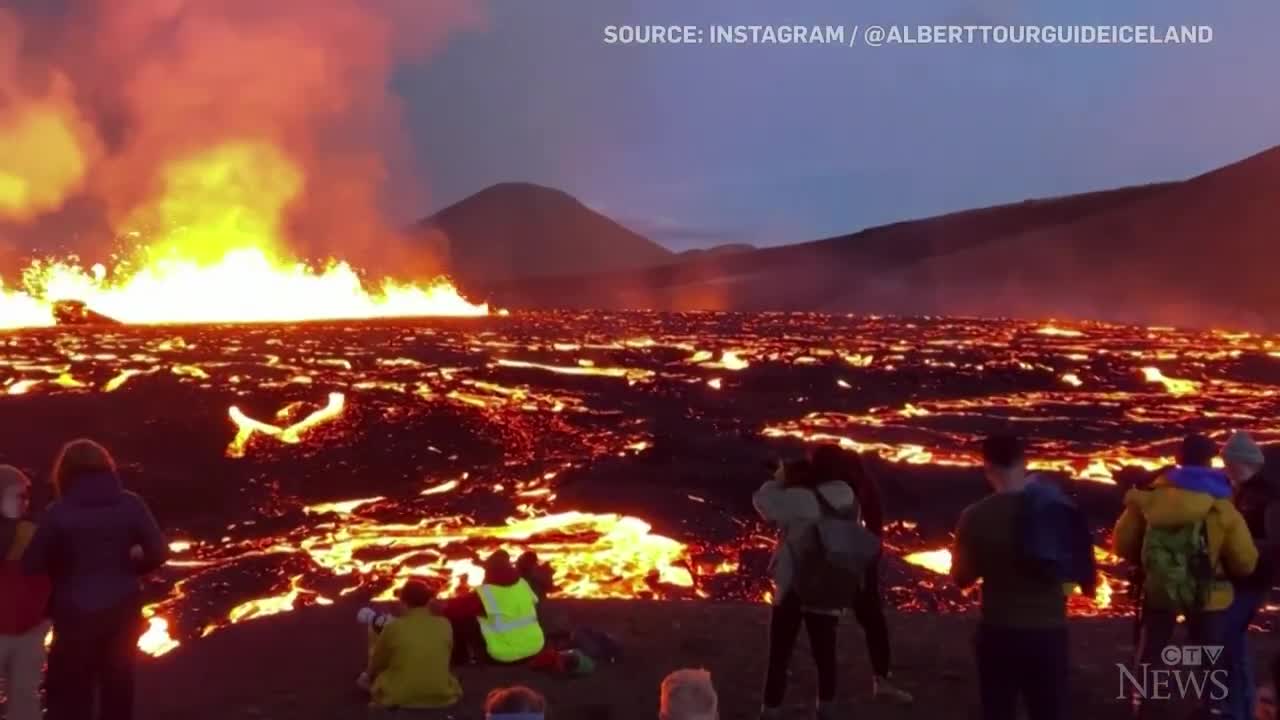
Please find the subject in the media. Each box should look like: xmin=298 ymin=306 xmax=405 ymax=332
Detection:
xmin=3 ymin=311 xmax=1279 ymax=656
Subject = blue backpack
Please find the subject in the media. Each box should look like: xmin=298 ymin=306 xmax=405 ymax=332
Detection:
xmin=1019 ymin=478 xmax=1097 ymax=593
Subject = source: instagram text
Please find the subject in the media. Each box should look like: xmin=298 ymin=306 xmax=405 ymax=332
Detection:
xmin=602 ymin=24 xmax=1214 ymax=47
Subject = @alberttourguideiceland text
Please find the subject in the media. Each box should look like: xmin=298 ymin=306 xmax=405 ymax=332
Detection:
xmin=602 ymin=24 xmax=1214 ymax=46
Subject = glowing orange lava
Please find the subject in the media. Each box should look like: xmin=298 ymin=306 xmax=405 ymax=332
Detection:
xmin=227 ymin=392 xmax=346 ymax=457
xmin=1 ymin=144 xmax=487 ymax=329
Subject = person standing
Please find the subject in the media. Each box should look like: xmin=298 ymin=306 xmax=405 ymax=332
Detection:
xmin=953 ymin=435 xmax=1072 ymax=720
xmin=754 ymin=458 xmax=857 ymax=720
xmin=0 ymin=466 xmax=52 ymax=720
xmin=1113 ymin=433 xmax=1258 ymax=719
xmin=809 ymin=445 xmax=913 ymax=704
xmin=1221 ymin=432 xmax=1278 ymax=719
xmin=22 ymin=439 xmax=169 ymax=720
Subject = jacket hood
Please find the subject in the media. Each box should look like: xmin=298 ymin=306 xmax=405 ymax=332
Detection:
xmin=63 ymin=471 xmax=124 ymax=507
xmin=1124 ymin=469 xmax=1236 ymax=527
xmin=1166 ymin=466 xmax=1232 ymax=499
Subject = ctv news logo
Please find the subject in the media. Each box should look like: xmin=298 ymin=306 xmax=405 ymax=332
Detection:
xmin=1118 ymin=646 xmax=1228 ymax=701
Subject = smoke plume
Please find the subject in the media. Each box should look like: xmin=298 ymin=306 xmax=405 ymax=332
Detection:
xmin=1 ymin=0 xmax=483 ymax=277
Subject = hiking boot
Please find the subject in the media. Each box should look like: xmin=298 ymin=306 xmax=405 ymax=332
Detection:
xmin=872 ymin=675 xmax=914 ymax=705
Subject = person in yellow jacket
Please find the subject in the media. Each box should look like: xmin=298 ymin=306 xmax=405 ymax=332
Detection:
xmin=364 ymin=579 xmax=462 ymax=711
xmin=1112 ymin=435 xmax=1258 ymax=716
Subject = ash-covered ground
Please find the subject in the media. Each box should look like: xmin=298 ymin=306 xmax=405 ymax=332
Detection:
xmin=2 ymin=311 xmax=1278 ymax=656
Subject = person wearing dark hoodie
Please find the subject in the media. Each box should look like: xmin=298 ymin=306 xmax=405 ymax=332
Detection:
xmin=809 ymin=445 xmax=913 ymax=705
xmin=1112 ymin=433 xmax=1258 ymax=719
xmin=22 ymin=439 xmax=169 ymax=720
xmin=1 ymin=466 xmax=52 ymax=720
xmin=435 ymin=550 xmax=546 ymax=665
xmin=1221 ymin=431 xmax=1278 ymax=720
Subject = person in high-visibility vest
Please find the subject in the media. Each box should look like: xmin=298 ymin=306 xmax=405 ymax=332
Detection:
xmin=437 ymin=551 xmax=546 ymax=664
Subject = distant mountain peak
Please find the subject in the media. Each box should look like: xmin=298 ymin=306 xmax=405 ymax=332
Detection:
xmin=467 ymin=182 xmax=580 ymax=204
xmin=411 ymin=183 xmax=672 ymax=286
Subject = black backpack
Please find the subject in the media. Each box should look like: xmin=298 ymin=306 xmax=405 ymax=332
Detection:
xmin=789 ymin=488 xmax=881 ymax=610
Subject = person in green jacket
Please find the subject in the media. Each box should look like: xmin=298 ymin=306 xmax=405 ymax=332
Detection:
xmin=364 ymin=579 xmax=462 ymax=711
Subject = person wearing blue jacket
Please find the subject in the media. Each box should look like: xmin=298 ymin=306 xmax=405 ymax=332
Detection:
xmin=22 ymin=439 xmax=168 ymax=720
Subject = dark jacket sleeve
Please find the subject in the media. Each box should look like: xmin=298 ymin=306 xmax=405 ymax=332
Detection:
xmin=853 ymin=473 xmax=885 ymax=536
xmin=952 ymin=507 xmax=979 ymax=588
xmin=20 ymin=507 xmax=57 ymax=576
xmin=129 ymin=495 xmax=169 ymax=574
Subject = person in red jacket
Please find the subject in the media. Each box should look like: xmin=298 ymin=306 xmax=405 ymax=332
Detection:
xmin=0 ymin=465 xmax=53 ymax=720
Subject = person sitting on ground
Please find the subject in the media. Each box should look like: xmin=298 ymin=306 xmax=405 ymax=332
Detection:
xmin=436 ymin=550 xmax=546 ymax=665
xmin=517 ymin=550 xmax=556 ymax=600
xmin=952 ymin=434 xmax=1074 ymax=720
xmin=364 ymin=579 xmax=461 ymax=711
xmin=0 ymin=466 xmax=52 ymax=720
xmin=485 ymin=685 xmax=547 ymax=720
xmin=23 ymin=439 xmax=168 ymax=720
xmin=660 ymin=668 xmax=719 ymax=720
xmin=1113 ymin=433 xmax=1258 ymax=719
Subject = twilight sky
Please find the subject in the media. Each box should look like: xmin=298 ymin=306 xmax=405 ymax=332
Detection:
xmin=394 ymin=0 xmax=1280 ymax=250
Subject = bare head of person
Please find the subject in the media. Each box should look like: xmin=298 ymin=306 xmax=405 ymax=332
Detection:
xmin=0 ymin=465 xmax=32 ymax=519
xmin=1178 ymin=433 xmax=1218 ymax=469
xmin=659 ymin=668 xmax=718 ymax=720
xmin=981 ymin=434 xmax=1027 ymax=492
xmin=398 ymin=578 xmax=433 ymax=609
xmin=485 ymin=685 xmax=547 ymax=719
xmin=52 ymin=438 xmax=118 ymax=498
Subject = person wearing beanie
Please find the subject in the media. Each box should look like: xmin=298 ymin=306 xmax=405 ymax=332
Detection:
xmin=1222 ymin=431 xmax=1278 ymax=720
xmin=0 ymin=465 xmax=52 ymax=720
xmin=1113 ymin=433 xmax=1258 ymax=718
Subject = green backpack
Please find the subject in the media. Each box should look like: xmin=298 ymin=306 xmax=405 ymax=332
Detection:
xmin=1140 ymin=518 xmax=1213 ymax=612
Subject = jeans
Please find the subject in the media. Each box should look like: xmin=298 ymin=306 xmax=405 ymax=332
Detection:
xmin=975 ymin=624 xmax=1069 ymax=720
xmin=763 ymin=593 xmax=839 ymax=708
xmin=45 ymin=599 xmax=144 ymax=720
xmin=1223 ymin=588 xmax=1266 ymax=720
xmin=0 ymin=623 xmax=48 ymax=720
xmin=852 ymin=564 xmax=891 ymax=677
xmin=1133 ymin=607 xmax=1226 ymax=718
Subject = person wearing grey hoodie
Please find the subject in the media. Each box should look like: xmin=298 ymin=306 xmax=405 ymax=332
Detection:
xmin=753 ymin=458 xmax=857 ymax=720
xmin=22 ymin=439 xmax=168 ymax=720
